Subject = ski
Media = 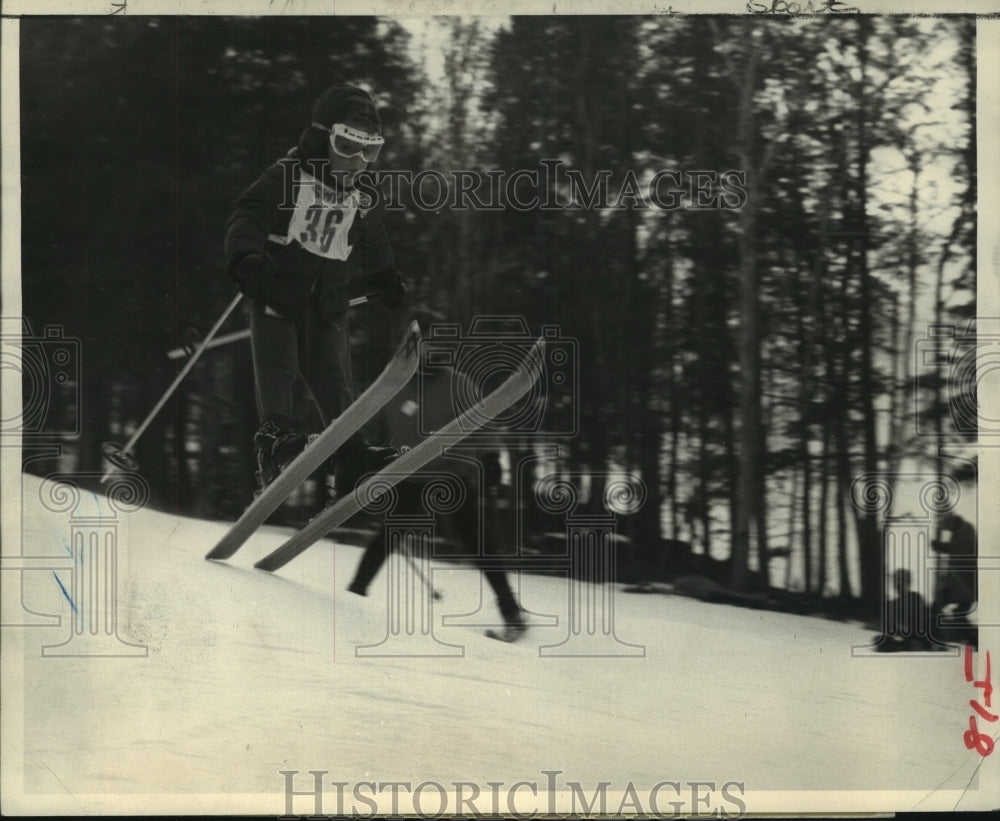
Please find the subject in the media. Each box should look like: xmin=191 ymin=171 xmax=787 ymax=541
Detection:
xmin=205 ymin=320 xmax=421 ymax=561
xmin=254 ymin=337 xmax=546 ymax=572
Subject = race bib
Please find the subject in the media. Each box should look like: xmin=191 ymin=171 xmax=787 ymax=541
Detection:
xmin=284 ymin=173 xmax=364 ymax=260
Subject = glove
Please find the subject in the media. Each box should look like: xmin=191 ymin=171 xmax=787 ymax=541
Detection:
xmin=230 ymin=253 xmax=273 ymax=300
xmin=369 ymin=267 xmax=407 ymax=310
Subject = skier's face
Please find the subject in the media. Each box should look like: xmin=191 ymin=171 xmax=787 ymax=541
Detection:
xmin=326 ymin=117 xmax=382 ymax=189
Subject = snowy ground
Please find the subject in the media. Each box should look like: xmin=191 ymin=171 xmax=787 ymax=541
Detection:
xmin=2 ymin=471 xmax=997 ymax=816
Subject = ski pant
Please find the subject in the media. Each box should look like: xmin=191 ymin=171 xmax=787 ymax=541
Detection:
xmin=249 ymin=297 xmax=354 ymax=429
xmin=350 ymin=479 xmax=521 ymax=621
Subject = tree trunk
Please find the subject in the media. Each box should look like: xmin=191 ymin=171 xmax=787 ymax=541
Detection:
xmin=731 ymin=34 xmax=764 ymax=592
xmin=886 ymin=291 xmax=902 ymax=478
xmin=698 ymin=418 xmax=712 ymax=558
xmin=853 ymin=16 xmax=883 ymax=611
xmin=665 ymin=251 xmax=681 ymax=542
xmin=818 ymin=425 xmax=831 ymax=597
xmin=786 ymin=464 xmax=800 ymax=590
xmin=836 ymin=449 xmax=854 ymax=600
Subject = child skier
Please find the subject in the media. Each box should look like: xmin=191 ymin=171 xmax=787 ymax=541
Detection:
xmin=224 ymin=84 xmax=404 ymax=495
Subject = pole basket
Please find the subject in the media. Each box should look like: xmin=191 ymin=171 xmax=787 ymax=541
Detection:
xmin=102 ymin=441 xmax=140 ymax=472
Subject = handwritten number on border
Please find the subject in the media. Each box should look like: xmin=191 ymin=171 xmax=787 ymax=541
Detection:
xmin=964 ymin=646 xmax=996 ymax=758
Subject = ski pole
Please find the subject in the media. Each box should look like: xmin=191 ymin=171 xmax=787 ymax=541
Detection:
xmin=167 ymin=328 xmax=251 ymax=360
xmin=165 ymin=293 xmax=375 ymax=359
xmin=100 ymin=292 xmax=245 ymax=483
xmin=403 ymin=541 xmax=443 ymax=601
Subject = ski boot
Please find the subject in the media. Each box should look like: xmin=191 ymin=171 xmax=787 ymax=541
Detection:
xmin=253 ymin=418 xmax=310 ymax=494
xmin=486 ymin=606 xmax=528 ymax=643
xmin=347 ymin=579 xmax=369 ymax=597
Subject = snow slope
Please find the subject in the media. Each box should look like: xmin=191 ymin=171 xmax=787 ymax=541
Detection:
xmin=2 ymin=472 xmax=996 ymax=815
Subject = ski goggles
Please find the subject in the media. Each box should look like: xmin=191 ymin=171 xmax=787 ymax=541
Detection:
xmin=314 ymin=121 xmax=385 ymax=162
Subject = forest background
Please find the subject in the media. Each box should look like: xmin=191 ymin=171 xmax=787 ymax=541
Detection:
xmin=14 ymin=14 xmax=978 ymax=613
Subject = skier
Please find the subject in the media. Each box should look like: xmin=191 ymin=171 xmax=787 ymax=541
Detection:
xmin=224 ymin=83 xmax=404 ymax=496
xmin=346 ymin=312 xmax=528 ymax=642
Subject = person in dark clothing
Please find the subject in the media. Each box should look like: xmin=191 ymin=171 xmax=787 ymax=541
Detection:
xmin=930 ymin=512 xmax=978 ymax=647
xmin=347 ymin=315 xmax=527 ymax=642
xmin=874 ymin=568 xmax=935 ymax=652
xmin=225 ymin=84 xmax=405 ymax=494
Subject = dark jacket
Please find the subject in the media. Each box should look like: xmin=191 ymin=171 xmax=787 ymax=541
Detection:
xmin=225 ymin=148 xmax=394 ymax=319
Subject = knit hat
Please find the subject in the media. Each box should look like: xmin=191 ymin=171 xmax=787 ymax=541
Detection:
xmin=311 ymin=84 xmax=381 ymax=133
